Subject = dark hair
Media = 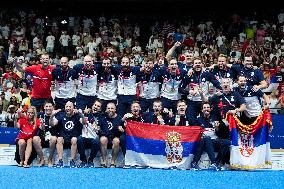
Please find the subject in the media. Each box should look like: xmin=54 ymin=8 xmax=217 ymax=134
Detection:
xmin=201 ymin=101 xmax=211 ymax=108
xmin=44 ymin=99 xmax=54 ymax=106
xmin=94 ymin=99 xmax=102 ymax=105
xmin=237 ymin=75 xmax=246 ymax=81
xmin=177 ymin=100 xmax=187 ymax=105
xmin=131 ymin=101 xmax=140 ymax=107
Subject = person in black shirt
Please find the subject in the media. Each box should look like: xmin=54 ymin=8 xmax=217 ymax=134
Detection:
xmin=143 ymin=100 xmax=170 ymax=125
xmin=120 ymin=101 xmax=144 ymax=156
xmin=33 ymin=101 xmax=61 ymax=167
xmin=168 ymin=100 xmax=194 ymax=126
xmin=209 ymin=78 xmax=246 ymax=121
xmin=191 ymin=102 xmax=230 ymax=171
xmin=50 ymin=101 xmax=87 ymax=168
xmin=100 ymin=102 xmax=123 ymax=168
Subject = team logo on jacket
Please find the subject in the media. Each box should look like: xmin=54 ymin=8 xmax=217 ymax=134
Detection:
xmin=165 ymin=131 xmax=183 ymax=163
xmin=107 ymin=121 xmax=113 ymax=130
xmin=65 ymin=121 xmax=74 ymax=130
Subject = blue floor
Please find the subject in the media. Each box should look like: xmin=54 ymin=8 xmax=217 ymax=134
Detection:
xmin=0 ymin=166 xmax=283 ymax=189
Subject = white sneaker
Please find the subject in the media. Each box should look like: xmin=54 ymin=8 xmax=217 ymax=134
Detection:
xmin=221 ymin=164 xmax=230 ymax=171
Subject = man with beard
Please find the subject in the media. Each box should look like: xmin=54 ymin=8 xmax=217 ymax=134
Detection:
xmin=97 ymin=57 xmax=119 ymax=112
xmin=179 ymin=57 xmax=221 ymax=121
xmin=190 ymin=102 xmax=230 ymax=171
xmin=137 ymin=57 xmax=161 ymax=112
xmin=116 ymin=56 xmax=143 ymax=117
xmin=230 ymin=54 xmax=268 ymax=91
xmin=159 ymin=58 xmax=183 ymax=114
xmin=33 ymin=101 xmax=61 ymax=167
xmin=211 ymin=54 xmax=233 ymax=82
xmin=234 ymin=75 xmax=270 ymax=125
xmin=208 ymin=78 xmax=246 ymax=121
xmin=52 ymin=57 xmax=77 ymax=110
xmin=73 ymin=55 xmax=99 ymax=112
xmin=120 ymin=101 xmax=144 ymax=156
xmin=15 ymin=53 xmax=54 ymax=111
xmin=50 ymin=101 xmax=87 ymax=168
xmin=77 ymin=100 xmax=103 ymax=168
xmin=100 ymin=103 xmax=123 ymax=167
xmin=144 ymin=100 xmax=169 ymax=125
xmin=168 ymin=100 xmax=194 ymax=126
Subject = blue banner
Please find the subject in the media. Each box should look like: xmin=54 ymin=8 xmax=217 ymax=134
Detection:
xmin=269 ymin=115 xmax=284 ymax=149
xmin=0 ymin=127 xmax=19 ymax=145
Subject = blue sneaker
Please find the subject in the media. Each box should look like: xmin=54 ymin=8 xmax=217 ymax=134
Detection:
xmin=55 ymin=159 xmax=64 ymax=168
xmin=70 ymin=159 xmax=76 ymax=168
xmin=78 ymin=162 xmax=87 ymax=168
xmin=209 ymin=163 xmax=221 ymax=171
xmin=190 ymin=162 xmax=201 ymax=171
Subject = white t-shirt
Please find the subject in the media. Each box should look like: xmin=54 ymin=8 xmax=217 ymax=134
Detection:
xmin=216 ymin=36 xmax=225 ymax=47
xmin=239 ymin=32 xmax=246 ymax=43
xmin=60 ymin=34 xmax=71 ymax=47
xmin=33 ymin=37 xmax=40 ymax=49
xmin=95 ymin=37 xmax=102 ymax=45
xmin=0 ymin=113 xmax=7 ymax=127
xmin=87 ymin=41 xmax=97 ymax=55
xmin=46 ymin=35 xmax=55 ymax=48
xmin=72 ymin=35 xmax=80 ymax=46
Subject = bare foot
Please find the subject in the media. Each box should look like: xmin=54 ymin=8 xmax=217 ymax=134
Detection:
xmin=48 ymin=159 xmax=53 ymax=167
xmin=38 ymin=159 xmax=45 ymax=167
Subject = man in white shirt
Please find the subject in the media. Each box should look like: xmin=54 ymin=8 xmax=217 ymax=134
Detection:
xmin=59 ymin=31 xmax=71 ymax=56
xmin=0 ymin=103 xmax=7 ymax=127
xmin=72 ymin=32 xmax=81 ymax=53
xmin=46 ymin=32 xmax=55 ymax=56
xmin=77 ymin=100 xmax=101 ymax=168
xmin=86 ymin=38 xmax=97 ymax=57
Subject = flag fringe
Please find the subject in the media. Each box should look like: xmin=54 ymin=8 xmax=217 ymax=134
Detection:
xmin=226 ymin=110 xmax=272 ymax=134
xmin=230 ymin=161 xmax=272 ymax=170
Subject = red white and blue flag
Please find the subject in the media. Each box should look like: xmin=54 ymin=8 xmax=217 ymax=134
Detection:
xmin=226 ymin=110 xmax=273 ymax=170
xmin=125 ymin=121 xmax=203 ymax=169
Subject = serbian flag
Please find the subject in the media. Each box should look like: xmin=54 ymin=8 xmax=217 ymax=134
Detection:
xmin=125 ymin=121 xmax=203 ymax=169
xmin=226 ymin=110 xmax=273 ymax=170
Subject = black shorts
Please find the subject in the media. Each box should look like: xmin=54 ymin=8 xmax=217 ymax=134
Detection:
xmin=59 ymin=136 xmax=78 ymax=149
xmin=101 ymin=135 xmax=120 ymax=149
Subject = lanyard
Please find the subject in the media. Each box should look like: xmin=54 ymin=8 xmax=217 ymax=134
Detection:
xmin=170 ymin=74 xmax=176 ymax=90
xmin=218 ymin=70 xmax=224 ymax=80
xmin=195 ymin=72 xmax=202 ymax=84
xmin=241 ymin=86 xmax=248 ymax=97
xmin=222 ymin=94 xmax=236 ymax=108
